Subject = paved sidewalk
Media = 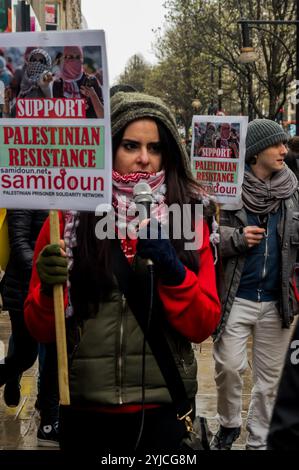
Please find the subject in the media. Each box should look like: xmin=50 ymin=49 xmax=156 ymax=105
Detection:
xmin=0 ymin=310 xmax=251 ymax=450
xmin=0 ymin=311 xmax=42 ymax=450
xmin=195 ymin=341 xmax=252 ymax=450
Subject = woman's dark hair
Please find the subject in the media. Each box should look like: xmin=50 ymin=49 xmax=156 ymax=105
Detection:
xmin=70 ymin=213 xmax=114 ymax=318
xmin=70 ymin=117 xmax=213 ymax=319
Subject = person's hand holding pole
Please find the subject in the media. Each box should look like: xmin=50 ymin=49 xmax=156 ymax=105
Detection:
xmin=37 ymin=211 xmax=70 ymax=405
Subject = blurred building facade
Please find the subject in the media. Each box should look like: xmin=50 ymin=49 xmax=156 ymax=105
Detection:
xmin=0 ymin=0 xmax=82 ymax=32
xmin=30 ymin=0 xmax=82 ymax=31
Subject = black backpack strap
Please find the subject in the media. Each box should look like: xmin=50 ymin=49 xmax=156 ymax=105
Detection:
xmin=111 ymin=239 xmax=192 ymax=419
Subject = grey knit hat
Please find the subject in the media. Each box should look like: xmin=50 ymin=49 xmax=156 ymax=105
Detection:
xmin=110 ymin=91 xmax=191 ymax=174
xmin=246 ymin=119 xmax=288 ymax=162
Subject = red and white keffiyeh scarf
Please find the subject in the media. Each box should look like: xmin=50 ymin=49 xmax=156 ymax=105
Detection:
xmin=112 ymin=169 xmax=167 ymax=237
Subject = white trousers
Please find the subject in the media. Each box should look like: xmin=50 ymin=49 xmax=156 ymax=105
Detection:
xmin=213 ymin=297 xmax=292 ymax=449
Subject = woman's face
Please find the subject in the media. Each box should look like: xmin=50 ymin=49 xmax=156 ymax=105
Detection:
xmin=114 ymin=119 xmax=163 ymax=175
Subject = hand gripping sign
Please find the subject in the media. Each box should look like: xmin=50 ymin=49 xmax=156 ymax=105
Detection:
xmin=0 ymin=29 xmax=112 ymax=406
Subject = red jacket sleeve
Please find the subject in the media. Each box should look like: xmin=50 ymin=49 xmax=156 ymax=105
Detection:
xmin=25 ymin=215 xmax=220 ymax=344
xmin=158 ymin=220 xmax=221 ymax=343
xmin=24 ymin=211 xmax=68 ymax=343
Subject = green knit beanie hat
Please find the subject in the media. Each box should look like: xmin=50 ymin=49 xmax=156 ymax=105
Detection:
xmin=110 ymin=91 xmax=191 ymax=174
xmin=246 ymin=118 xmax=288 ymax=162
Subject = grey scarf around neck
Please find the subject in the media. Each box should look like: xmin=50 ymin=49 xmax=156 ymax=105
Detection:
xmin=242 ymin=164 xmax=298 ymax=214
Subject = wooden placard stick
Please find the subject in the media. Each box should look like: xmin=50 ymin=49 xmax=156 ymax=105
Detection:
xmin=49 ymin=209 xmax=70 ymax=405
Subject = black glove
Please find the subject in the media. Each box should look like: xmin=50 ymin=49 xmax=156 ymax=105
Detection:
xmin=137 ymin=221 xmax=186 ymax=286
xmin=36 ymin=244 xmax=68 ymax=295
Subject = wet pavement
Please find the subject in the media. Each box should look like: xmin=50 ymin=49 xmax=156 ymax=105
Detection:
xmin=0 ymin=310 xmax=251 ymax=451
xmin=195 ymin=341 xmax=252 ymax=450
xmin=0 ymin=311 xmax=43 ymax=451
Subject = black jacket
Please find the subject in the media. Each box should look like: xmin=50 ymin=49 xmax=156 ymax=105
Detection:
xmin=267 ymin=318 xmax=299 ymax=450
xmin=215 ymin=192 xmax=299 ymax=342
xmin=2 ymin=210 xmax=48 ymax=314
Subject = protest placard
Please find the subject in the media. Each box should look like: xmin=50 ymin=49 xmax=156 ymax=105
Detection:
xmin=0 ymin=29 xmax=111 ymax=211
xmin=0 ymin=29 xmax=111 ymax=406
xmin=191 ymin=115 xmax=248 ymax=204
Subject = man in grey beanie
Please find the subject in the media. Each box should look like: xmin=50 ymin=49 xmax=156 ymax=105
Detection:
xmin=211 ymin=118 xmax=299 ymax=450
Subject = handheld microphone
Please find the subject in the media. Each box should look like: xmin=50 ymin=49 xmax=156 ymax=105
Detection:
xmin=133 ymin=181 xmax=154 ymax=266
xmin=133 ymin=181 xmax=153 ymax=220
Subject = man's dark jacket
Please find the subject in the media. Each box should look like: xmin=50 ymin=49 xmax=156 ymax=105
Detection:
xmin=2 ymin=210 xmax=48 ymax=314
xmin=215 ymin=192 xmax=299 ymax=342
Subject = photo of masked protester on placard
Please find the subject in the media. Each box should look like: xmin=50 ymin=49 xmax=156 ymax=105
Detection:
xmin=10 ymin=47 xmax=37 ymax=100
xmin=7 ymin=48 xmax=53 ymax=118
xmin=195 ymin=122 xmax=216 ymax=157
xmin=52 ymin=46 xmax=104 ymax=118
xmin=1 ymin=44 xmax=104 ymax=119
xmin=214 ymin=122 xmax=239 ymax=158
xmin=195 ymin=121 xmax=240 ymax=159
xmin=19 ymin=48 xmax=53 ymax=99
xmin=191 ymin=115 xmax=247 ymax=204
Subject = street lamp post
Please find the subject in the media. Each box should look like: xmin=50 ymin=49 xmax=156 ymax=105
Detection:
xmin=247 ymin=68 xmax=254 ymax=121
xmin=218 ymin=65 xmax=223 ymax=112
xmin=209 ymin=63 xmax=215 ymax=114
xmin=207 ymin=62 xmax=220 ymax=115
xmin=238 ymin=12 xmax=299 ymax=135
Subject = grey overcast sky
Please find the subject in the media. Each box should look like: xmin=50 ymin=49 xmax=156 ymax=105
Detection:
xmin=81 ymin=0 xmax=166 ymax=84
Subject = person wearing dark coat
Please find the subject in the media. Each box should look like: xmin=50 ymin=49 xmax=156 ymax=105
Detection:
xmin=211 ymin=119 xmax=299 ymax=450
xmin=267 ymin=318 xmax=299 ymax=450
xmin=1 ymin=209 xmax=48 ymax=384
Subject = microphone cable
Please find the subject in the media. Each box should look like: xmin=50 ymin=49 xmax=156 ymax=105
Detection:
xmin=132 ymin=181 xmax=155 ymax=451
xmin=134 ymin=263 xmax=155 ymax=452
